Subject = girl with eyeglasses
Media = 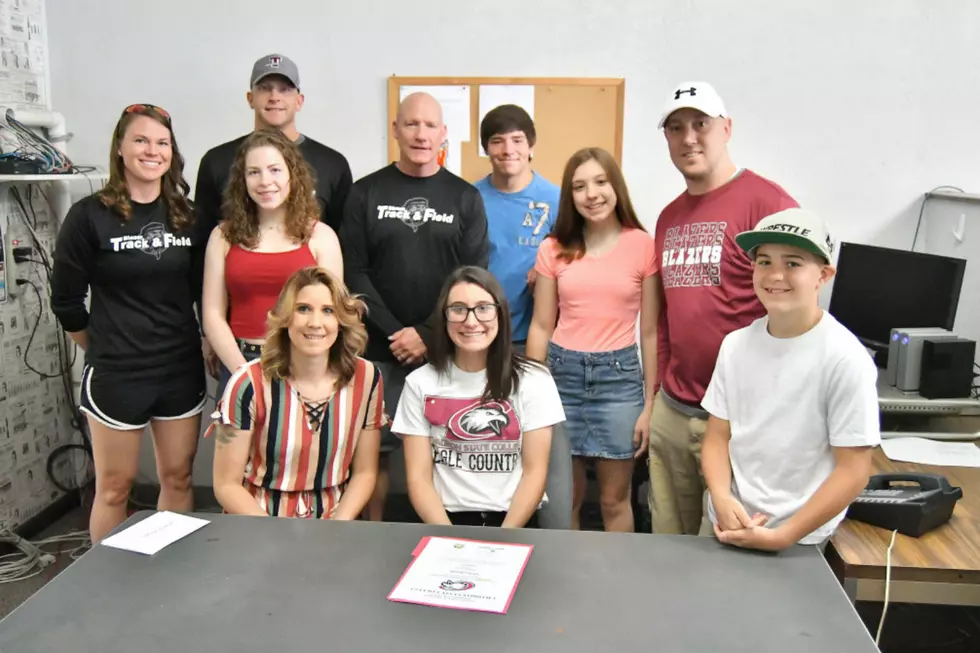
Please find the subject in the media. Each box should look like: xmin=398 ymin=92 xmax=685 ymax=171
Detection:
xmin=51 ymin=103 xmax=207 ymax=543
xmin=526 ymin=147 xmax=660 ymax=533
xmin=392 ymin=266 xmax=565 ymax=527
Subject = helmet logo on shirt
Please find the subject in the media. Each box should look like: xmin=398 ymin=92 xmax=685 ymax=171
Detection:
xmin=139 ymin=222 xmax=168 ymax=259
xmin=401 ymin=197 xmax=431 ymax=232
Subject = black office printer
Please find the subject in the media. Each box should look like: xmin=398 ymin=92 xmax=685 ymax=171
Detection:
xmin=846 ymin=473 xmax=963 ymax=537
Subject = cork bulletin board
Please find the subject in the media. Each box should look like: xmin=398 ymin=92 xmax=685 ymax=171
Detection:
xmin=387 ymin=76 xmax=626 ymax=185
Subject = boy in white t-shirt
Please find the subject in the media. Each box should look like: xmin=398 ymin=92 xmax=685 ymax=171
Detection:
xmin=699 ymin=208 xmax=880 ymax=551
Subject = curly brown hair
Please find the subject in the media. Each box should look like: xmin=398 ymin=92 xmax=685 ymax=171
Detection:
xmin=219 ymin=129 xmax=319 ymax=249
xmin=97 ymin=104 xmax=194 ymax=231
xmin=260 ymin=266 xmax=368 ymax=389
xmin=551 ymin=147 xmax=646 ymax=263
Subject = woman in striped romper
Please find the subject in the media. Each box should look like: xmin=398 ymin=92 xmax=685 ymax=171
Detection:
xmin=209 ymin=266 xmax=385 ymax=519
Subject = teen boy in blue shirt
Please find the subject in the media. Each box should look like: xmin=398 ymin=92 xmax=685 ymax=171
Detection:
xmin=474 ymin=104 xmax=570 ymax=529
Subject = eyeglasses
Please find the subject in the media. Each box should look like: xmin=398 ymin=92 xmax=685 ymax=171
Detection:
xmin=122 ymin=103 xmax=171 ymax=124
xmin=445 ymin=303 xmax=499 ymax=323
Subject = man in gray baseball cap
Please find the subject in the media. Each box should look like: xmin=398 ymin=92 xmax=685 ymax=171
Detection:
xmin=196 ymin=52 xmax=352 ymax=235
xmin=250 ymin=53 xmax=301 ymax=90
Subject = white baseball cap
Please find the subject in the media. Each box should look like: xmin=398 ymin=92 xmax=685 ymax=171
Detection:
xmin=735 ymin=208 xmax=836 ymax=263
xmin=657 ymin=81 xmax=728 ymax=129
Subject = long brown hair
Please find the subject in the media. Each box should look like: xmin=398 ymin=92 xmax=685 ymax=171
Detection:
xmin=551 ymin=147 xmax=645 ymax=262
xmin=427 ymin=266 xmax=545 ymax=402
xmin=219 ymin=129 xmax=319 ymax=249
xmin=260 ymin=266 xmax=367 ymax=389
xmin=97 ymin=104 xmax=194 ymax=231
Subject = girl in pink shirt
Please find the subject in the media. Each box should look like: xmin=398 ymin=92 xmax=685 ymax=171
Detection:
xmin=526 ymin=147 xmax=660 ymax=533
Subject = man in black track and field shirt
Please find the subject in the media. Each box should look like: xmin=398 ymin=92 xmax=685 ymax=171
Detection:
xmin=340 ymin=91 xmax=489 ymax=522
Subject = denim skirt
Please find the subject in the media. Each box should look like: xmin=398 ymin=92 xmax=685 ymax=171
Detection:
xmin=547 ymin=341 xmax=645 ymax=460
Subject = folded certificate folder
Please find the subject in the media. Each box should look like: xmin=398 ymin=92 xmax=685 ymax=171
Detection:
xmin=388 ymin=536 xmax=534 ymax=614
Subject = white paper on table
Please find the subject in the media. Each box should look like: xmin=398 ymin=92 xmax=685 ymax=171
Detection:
xmin=388 ymin=536 xmax=533 ymax=614
xmin=478 ymin=85 xmax=535 ymax=156
xmin=100 ymin=511 xmax=210 ymax=555
xmin=880 ymin=437 xmax=980 ymax=468
xmin=399 ymin=85 xmax=471 ymax=144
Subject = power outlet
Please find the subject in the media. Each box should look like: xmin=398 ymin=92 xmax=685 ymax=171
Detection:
xmin=0 ymin=218 xmax=7 ymax=302
xmin=2 ymin=220 xmax=22 ymax=300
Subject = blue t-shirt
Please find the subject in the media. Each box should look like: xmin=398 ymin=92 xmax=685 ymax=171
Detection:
xmin=474 ymin=173 xmax=560 ymax=342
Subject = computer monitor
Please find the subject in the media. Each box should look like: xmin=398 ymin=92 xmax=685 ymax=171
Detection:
xmin=828 ymin=242 xmax=966 ymax=355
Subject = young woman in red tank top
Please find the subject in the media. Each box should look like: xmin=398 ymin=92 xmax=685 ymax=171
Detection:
xmin=203 ymin=129 xmax=343 ymax=399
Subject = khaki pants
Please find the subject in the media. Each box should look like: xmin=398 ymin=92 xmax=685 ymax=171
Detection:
xmin=647 ymin=392 xmax=708 ymax=535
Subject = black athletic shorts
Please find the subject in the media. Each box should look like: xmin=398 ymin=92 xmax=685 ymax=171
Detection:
xmin=80 ymin=363 xmax=207 ymax=431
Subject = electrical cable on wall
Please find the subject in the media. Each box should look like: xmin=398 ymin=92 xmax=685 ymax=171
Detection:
xmin=0 ymin=114 xmax=82 ymax=175
xmin=5 ymin=182 xmax=94 ymax=498
xmin=910 ymin=186 xmax=965 ymax=252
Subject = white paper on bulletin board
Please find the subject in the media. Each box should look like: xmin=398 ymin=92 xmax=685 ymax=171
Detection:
xmin=478 ymin=85 xmax=535 ymax=156
xmin=399 ymin=85 xmax=471 ymax=144
xmin=440 ymin=140 xmax=462 ymax=177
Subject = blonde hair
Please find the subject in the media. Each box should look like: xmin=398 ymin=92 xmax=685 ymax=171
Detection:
xmin=260 ymin=267 xmax=367 ymax=388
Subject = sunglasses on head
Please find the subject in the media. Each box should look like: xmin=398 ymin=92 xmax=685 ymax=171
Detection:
xmin=122 ymin=103 xmax=171 ymax=123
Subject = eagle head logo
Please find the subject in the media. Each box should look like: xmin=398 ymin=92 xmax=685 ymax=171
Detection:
xmin=445 ymin=401 xmax=516 ymax=441
xmin=460 ymin=407 xmax=508 ymax=437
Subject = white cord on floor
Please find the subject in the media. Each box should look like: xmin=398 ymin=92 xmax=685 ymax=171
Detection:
xmin=875 ymin=529 xmax=899 ymax=646
xmin=0 ymin=528 xmax=91 ymax=584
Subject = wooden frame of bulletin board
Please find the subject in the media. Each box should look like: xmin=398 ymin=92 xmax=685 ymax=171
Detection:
xmin=387 ymin=76 xmax=626 ymax=186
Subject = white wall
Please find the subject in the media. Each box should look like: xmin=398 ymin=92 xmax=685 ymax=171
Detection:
xmin=45 ymin=0 xmax=980 ymax=486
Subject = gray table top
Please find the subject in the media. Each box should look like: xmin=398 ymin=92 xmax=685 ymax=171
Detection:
xmin=0 ymin=512 xmax=878 ymax=653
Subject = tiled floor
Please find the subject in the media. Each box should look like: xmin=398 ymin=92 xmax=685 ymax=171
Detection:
xmin=1 ymin=497 xmax=978 ymax=652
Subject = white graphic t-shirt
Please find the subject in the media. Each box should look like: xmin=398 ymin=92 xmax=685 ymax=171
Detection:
xmin=392 ymin=361 xmax=565 ymax=513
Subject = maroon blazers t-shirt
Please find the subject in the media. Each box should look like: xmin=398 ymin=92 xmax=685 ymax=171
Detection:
xmin=654 ymin=169 xmax=798 ymax=407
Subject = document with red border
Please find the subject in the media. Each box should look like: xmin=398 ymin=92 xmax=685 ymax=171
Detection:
xmin=388 ymin=536 xmax=533 ymax=614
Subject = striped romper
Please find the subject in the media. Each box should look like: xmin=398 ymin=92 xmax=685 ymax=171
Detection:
xmin=211 ymin=357 xmax=387 ymax=518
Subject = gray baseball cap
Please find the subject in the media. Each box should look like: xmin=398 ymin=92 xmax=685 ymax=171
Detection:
xmin=250 ymin=53 xmax=300 ymax=89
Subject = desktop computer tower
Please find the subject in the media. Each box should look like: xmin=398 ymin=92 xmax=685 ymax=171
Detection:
xmin=887 ymin=327 xmax=950 ymax=386
xmin=897 ymin=330 xmax=959 ymax=392
xmin=918 ymin=338 xmax=976 ymax=399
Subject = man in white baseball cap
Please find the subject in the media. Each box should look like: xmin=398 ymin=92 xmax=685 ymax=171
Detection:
xmin=647 ymin=81 xmax=800 ymax=536
xmin=656 ymin=81 xmax=728 ymax=129
xmin=698 ymin=207 xmax=879 ymax=551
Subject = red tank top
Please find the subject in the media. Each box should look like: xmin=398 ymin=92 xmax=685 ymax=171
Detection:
xmin=225 ymin=243 xmax=317 ymax=339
